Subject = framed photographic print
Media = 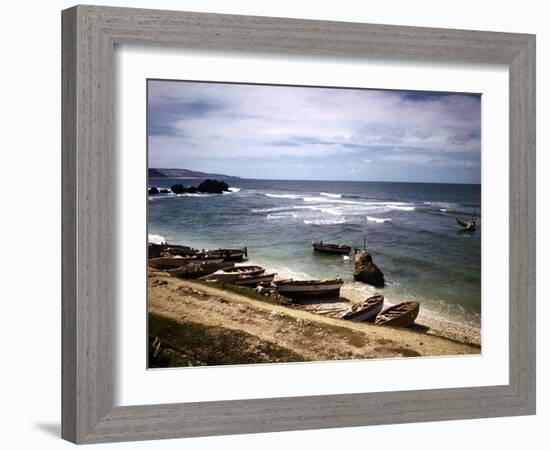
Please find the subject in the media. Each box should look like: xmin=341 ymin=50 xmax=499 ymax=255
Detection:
xmin=62 ymin=5 xmax=536 ymax=444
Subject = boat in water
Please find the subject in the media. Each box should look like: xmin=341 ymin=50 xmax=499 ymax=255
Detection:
xmin=312 ymin=241 xmax=352 ymax=255
xmin=456 ymin=217 xmax=476 ymax=232
xmin=274 ymin=278 xmax=344 ymax=300
xmin=375 ymin=301 xmax=420 ymax=328
xmin=342 ymin=294 xmax=384 ymax=322
xmin=456 ymin=207 xmax=477 ymax=232
xmin=234 ymin=273 xmax=276 ymax=287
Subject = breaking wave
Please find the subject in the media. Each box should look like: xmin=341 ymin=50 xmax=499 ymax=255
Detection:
xmin=366 ymin=216 xmax=392 ymax=223
xmin=264 ymin=193 xmax=302 ymax=199
xmin=320 ymin=192 xmax=342 ymax=198
xmin=303 ymin=218 xmax=346 ymax=225
xmin=148 ymin=234 xmax=166 ymax=245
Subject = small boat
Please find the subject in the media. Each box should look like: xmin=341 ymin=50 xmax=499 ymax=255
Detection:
xmin=201 ymin=265 xmax=265 ymax=282
xmin=312 ymin=241 xmax=352 ymax=255
xmin=342 ymin=294 xmax=384 ymax=322
xmin=274 ymin=278 xmax=344 ymax=299
xmin=163 ymin=247 xmax=201 ymax=257
xmin=205 ymin=248 xmax=248 ymax=261
xmin=375 ymin=301 xmax=420 ymax=328
xmin=234 ymin=273 xmax=276 ymax=287
xmin=456 ymin=217 xmax=476 ymax=232
xmin=168 ymin=261 xmax=227 ymax=279
xmin=456 ymin=207 xmax=477 ymax=232
xmin=148 ymin=256 xmax=195 ymax=270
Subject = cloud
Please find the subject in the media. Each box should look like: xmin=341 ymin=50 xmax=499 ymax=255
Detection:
xmin=147 ymin=80 xmax=481 ymax=183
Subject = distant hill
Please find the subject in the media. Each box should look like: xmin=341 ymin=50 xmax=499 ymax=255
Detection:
xmin=148 ymin=168 xmax=241 ymax=180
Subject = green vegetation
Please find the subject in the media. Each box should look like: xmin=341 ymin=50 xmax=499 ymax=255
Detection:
xmin=194 ymin=280 xmax=291 ymax=306
xmin=148 ymin=313 xmax=306 ymax=368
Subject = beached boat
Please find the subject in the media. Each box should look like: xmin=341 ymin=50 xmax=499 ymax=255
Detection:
xmin=205 ymin=248 xmax=248 ymax=261
xmin=233 ymin=273 xmax=276 ymax=287
xmin=201 ymin=265 xmax=265 ymax=282
xmin=168 ymin=261 xmax=227 ymax=279
xmin=312 ymin=241 xmax=352 ymax=255
xmin=342 ymin=294 xmax=384 ymax=322
xmin=274 ymin=278 xmax=344 ymax=299
xmin=375 ymin=301 xmax=420 ymax=328
xmin=163 ymin=246 xmax=201 ymax=257
xmin=149 ymin=256 xmax=195 ymax=270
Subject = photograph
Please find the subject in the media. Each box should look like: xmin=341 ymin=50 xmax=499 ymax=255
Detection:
xmin=146 ymin=79 xmax=482 ymax=368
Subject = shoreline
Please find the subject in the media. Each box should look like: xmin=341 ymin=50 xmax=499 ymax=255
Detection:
xmin=245 ymin=258 xmax=481 ymax=346
xmin=148 ymin=271 xmax=480 ymax=366
xmin=148 ymin=235 xmax=481 ymax=347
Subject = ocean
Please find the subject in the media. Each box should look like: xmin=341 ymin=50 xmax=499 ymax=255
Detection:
xmin=148 ymin=178 xmax=481 ymax=327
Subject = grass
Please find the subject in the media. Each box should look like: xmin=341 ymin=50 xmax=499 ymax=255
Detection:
xmin=148 ymin=313 xmax=306 ymax=368
xmin=194 ymin=279 xmax=293 ymax=305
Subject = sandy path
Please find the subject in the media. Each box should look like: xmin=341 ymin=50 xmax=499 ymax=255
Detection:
xmin=148 ymin=273 xmax=479 ymax=361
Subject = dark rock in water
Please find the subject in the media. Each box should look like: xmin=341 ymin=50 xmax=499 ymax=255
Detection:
xmin=159 ymin=188 xmax=171 ymax=194
xmin=170 ymin=184 xmax=187 ymax=194
xmin=353 ymin=250 xmax=385 ymax=287
xmin=171 ymin=179 xmax=230 ymax=195
xmin=197 ymin=179 xmax=230 ymax=194
xmin=148 ymin=187 xmax=159 ymax=195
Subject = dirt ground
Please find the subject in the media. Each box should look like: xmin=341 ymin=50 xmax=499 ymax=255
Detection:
xmin=148 ymin=271 xmax=480 ymax=366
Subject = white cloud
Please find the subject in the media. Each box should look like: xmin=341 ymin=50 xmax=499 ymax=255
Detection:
xmin=148 ymin=80 xmax=481 ymax=182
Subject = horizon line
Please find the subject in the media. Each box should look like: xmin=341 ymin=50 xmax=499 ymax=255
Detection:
xmin=149 ymin=168 xmax=480 ymax=186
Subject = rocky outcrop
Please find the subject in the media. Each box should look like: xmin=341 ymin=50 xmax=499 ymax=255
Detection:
xmin=170 ymin=184 xmax=197 ymax=194
xmin=170 ymin=179 xmax=230 ymax=195
xmin=353 ymin=250 xmax=385 ymax=287
xmin=197 ymin=179 xmax=230 ymax=194
xmin=149 ymin=187 xmax=179 ymax=195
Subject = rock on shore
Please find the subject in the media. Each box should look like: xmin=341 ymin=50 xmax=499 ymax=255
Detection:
xmin=353 ymin=250 xmax=385 ymax=287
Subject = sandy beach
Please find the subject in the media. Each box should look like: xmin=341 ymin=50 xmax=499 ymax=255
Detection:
xmin=148 ymin=270 xmax=480 ymax=367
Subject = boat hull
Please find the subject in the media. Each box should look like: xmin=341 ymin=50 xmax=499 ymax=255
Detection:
xmin=275 ymin=282 xmax=343 ymax=299
xmin=342 ymin=296 xmax=384 ymax=322
xmin=234 ymin=274 xmax=276 ymax=287
xmin=375 ymin=301 xmax=420 ymax=328
xmin=312 ymin=243 xmax=351 ymax=254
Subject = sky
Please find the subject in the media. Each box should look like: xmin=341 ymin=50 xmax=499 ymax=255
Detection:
xmin=148 ymin=80 xmax=481 ymax=184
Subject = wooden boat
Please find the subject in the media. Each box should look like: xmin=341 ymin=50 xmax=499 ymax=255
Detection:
xmin=163 ymin=247 xmax=201 ymax=257
xmin=168 ymin=261 xmax=227 ymax=279
xmin=274 ymin=278 xmax=344 ymax=299
xmin=312 ymin=241 xmax=352 ymax=255
xmin=342 ymin=294 xmax=384 ymax=322
xmin=233 ymin=273 xmax=276 ymax=287
xmin=149 ymin=256 xmax=194 ymax=270
xmin=205 ymin=248 xmax=248 ymax=261
xmin=375 ymin=301 xmax=420 ymax=328
xmin=201 ymin=265 xmax=265 ymax=282
xmin=456 ymin=217 xmax=476 ymax=232
xmin=149 ymin=256 xmax=225 ymax=270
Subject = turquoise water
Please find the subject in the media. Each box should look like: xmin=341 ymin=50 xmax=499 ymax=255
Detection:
xmin=148 ymin=179 xmax=481 ymax=326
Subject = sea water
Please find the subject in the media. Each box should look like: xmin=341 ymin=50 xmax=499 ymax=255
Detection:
xmin=148 ymin=179 xmax=481 ymax=327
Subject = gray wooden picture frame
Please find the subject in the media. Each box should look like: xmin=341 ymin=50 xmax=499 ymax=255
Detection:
xmin=61 ymin=5 xmax=536 ymax=444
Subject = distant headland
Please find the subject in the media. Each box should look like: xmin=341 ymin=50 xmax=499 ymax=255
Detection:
xmin=149 ymin=168 xmax=241 ymax=180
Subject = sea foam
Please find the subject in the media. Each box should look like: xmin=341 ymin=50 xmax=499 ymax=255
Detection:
xmin=366 ymin=216 xmax=392 ymax=223
xmin=148 ymin=234 xmax=166 ymax=245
